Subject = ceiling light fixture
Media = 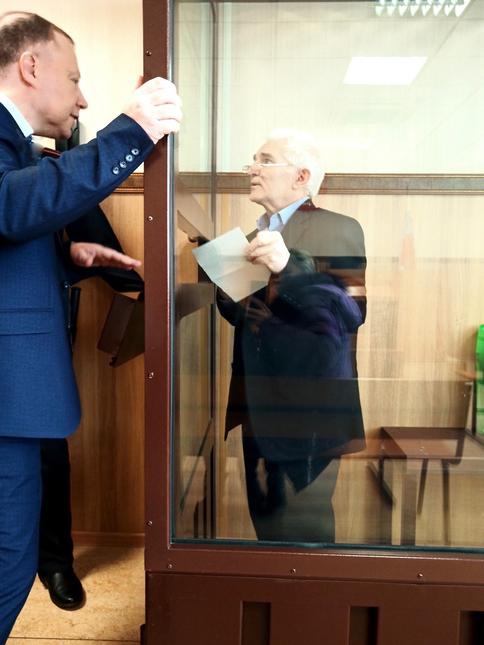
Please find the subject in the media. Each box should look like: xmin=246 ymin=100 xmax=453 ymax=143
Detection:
xmin=344 ymin=56 xmax=427 ymax=85
xmin=375 ymin=0 xmax=472 ymax=17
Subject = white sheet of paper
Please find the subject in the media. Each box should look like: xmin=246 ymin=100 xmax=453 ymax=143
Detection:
xmin=192 ymin=227 xmax=270 ymax=302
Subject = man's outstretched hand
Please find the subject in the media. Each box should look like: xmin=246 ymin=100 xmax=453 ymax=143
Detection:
xmin=70 ymin=242 xmax=142 ymax=270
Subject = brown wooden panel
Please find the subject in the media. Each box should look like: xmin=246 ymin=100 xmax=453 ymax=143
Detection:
xmin=145 ymin=573 xmax=484 ymax=645
xmin=146 ymin=573 xmax=242 ymax=645
xmin=130 ymin=172 xmax=484 ymax=196
xmin=214 ymin=191 xmax=484 ymax=549
xmin=271 ymin=601 xmax=350 ymax=645
xmin=378 ymin=605 xmax=460 ymax=645
xmin=72 ymin=530 xmax=144 ymax=547
xmin=70 ymin=192 xmax=145 ymax=537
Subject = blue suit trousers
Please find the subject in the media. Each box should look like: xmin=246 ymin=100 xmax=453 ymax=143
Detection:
xmin=0 ymin=438 xmax=41 ymax=644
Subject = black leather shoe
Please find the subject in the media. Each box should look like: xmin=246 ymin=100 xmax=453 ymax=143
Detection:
xmin=38 ymin=570 xmax=86 ymax=610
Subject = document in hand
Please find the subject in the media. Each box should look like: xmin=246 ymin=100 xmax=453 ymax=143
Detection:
xmin=192 ymin=227 xmax=270 ymax=302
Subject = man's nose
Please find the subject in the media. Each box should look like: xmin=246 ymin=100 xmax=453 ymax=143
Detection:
xmin=78 ymin=88 xmax=88 ymax=110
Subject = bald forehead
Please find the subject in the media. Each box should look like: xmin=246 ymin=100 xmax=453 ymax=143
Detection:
xmin=39 ymin=32 xmax=80 ymax=75
xmin=0 ymin=11 xmax=74 ymax=47
xmin=256 ymin=139 xmax=289 ymax=161
xmin=0 ymin=12 xmax=27 ymax=27
xmin=45 ymin=30 xmax=75 ymax=53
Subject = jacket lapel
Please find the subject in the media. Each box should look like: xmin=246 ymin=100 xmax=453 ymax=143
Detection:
xmin=0 ymin=104 xmax=35 ymax=167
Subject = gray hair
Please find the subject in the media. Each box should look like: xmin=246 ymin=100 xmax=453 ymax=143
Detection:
xmin=266 ymin=128 xmax=325 ymax=198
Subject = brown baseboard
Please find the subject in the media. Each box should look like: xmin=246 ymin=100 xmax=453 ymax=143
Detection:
xmin=72 ymin=531 xmax=145 ymax=548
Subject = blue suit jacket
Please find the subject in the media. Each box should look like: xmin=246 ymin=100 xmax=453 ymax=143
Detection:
xmin=0 ymin=105 xmax=153 ymax=438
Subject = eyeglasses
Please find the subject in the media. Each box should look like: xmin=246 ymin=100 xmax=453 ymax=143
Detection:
xmin=242 ymin=162 xmax=291 ymax=173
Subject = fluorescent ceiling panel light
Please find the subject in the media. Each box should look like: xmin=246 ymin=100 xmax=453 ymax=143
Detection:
xmin=344 ymin=56 xmax=427 ymax=85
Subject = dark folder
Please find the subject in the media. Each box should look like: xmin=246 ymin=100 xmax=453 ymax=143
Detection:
xmin=97 ymin=293 xmax=144 ymax=367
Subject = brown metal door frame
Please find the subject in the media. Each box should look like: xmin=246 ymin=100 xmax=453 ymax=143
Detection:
xmin=143 ymin=1 xmax=484 ymax=641
xmin=143 ymin=0 xmax=172 ymax=570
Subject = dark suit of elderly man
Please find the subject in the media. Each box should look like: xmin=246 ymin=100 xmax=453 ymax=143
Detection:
xmin=0 ymin=11 xmax=181 ymax=640
xmin=217 ymin=129 xmax=366 ymax=544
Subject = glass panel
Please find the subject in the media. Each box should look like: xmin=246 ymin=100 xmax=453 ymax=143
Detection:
xmin=172 ymin=0 xmax=484 ymax=552
xmin=172 ymin=1 xmax=216 ymax=540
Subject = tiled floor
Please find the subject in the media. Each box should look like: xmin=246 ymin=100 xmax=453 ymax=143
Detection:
xmin=7 ymin=545 xmax=144 ymax=645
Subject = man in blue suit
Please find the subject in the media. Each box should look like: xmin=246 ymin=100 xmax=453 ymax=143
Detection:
xmin=0 ymin=11 xmax=182 ymax=641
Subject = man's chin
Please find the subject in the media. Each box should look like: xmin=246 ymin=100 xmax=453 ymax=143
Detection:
xmin=58 ymin=126 xmax=74 ymax=141
xmin=51 ymin=120 xmax=75 ymax=141
xmin=33 ymin=127 xmax=71 ymax=142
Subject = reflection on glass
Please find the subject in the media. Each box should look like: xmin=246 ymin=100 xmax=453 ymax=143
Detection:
xmin=174 ymin=309 xmax=212 ymax=539
xmin=172 ymin=1 xmax=216 ymax=541
xmin=172 ymin=0 xmax=484 ymax=552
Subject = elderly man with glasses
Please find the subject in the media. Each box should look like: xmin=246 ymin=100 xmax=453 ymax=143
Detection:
xmin=217 ymin=129 xmax=366 ymax=543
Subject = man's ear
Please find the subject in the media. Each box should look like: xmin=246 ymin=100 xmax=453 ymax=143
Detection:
xmin=295 ymin=168 xmax=310 ymax=190
xmin=18 ymin=51 xmax=38 ymax=86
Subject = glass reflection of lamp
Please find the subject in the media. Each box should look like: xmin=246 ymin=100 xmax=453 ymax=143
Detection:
xmin=374 ymin=0 xmax=472 ymax=17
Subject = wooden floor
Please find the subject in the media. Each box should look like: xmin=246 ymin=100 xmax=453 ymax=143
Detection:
xmin=7 ymin=545 xmax=144 ymax=645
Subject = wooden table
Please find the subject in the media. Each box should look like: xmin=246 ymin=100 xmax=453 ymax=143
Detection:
xmin=378 ymin=427 xmax=465 ymax=545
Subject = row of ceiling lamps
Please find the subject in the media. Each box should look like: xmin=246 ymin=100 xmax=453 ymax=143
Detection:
xmin=374 ymin=0 xmax=471 ymax=16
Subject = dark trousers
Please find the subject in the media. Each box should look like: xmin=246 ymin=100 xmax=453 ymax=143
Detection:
xmin=0 ymin=438 xmax=41 ymax=644
xmin=242 ymin=434 xmax=340 ymax=543
xmin=39 ymin=438 xmax=74 ymax=575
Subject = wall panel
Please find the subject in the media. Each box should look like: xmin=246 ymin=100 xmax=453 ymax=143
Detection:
xmin=213 ymin=190 xmax=484 ymax=546
xmin=70 ymin=191 xmax=145 ymax=543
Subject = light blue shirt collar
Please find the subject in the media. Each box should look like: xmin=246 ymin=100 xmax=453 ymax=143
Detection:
xmin=257 ymin=196 xmax=309 ymax=232
xmin=0 ymin=93 xmax=34 ymax=138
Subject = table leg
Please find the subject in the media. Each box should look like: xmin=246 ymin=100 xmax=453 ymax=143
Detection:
xmin=401 ymin=463 xmax=418 ymax=545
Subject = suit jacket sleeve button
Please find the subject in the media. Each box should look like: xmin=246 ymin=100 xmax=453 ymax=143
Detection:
xmin=131 ymin=148 xmax=140 ymax=156
xmin=125 ymin=154 xmax=133 ymax=162
xmin=112 ymin=165 xmax=120 ymax=175
xmin=119 ymin=160 xmax=127 ymax=169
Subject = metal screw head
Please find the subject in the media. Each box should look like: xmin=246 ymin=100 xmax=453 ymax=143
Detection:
xmin=167 ymin=563 xmax=173 ymax=570
xmin=148 ymin=372 xmax=155 ymax=379
xmin=145 ymin=50 xmax=152 ymax=56
xmin=290 ymin=568 xmax=296 ymax=574
xmin=146 ymin=520 xmax=153 ymax=527
xmin=417 ymin=572 xmax=424 ymax=579
xmin=147 ymin=215 xmax=154 ymax=222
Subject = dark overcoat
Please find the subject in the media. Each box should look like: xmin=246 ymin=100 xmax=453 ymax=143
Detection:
xmin=217 ymin=202 xmax=367 ymax=461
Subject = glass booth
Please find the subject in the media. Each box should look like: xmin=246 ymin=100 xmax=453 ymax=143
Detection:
xmin=143 ymin=1 xmax=484 ymax=643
